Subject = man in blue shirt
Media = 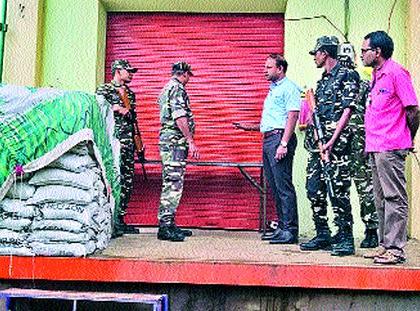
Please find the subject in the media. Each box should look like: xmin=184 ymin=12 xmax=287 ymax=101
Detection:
xmin=234 ymin=54 xmax=301 ymax=244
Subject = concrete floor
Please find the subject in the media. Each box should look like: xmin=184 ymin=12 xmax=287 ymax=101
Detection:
xmin=98 ymin=228 xmax=420 ymax=268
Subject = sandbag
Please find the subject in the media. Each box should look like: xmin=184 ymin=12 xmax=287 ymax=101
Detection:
xmin=0 ymin=217 xmax=32 ymax=231
xmin=0 ymin=229 xmax=29 ymax=245
xmin=28 ymin=229 xmax=95 ymax=243
xmin=30 ymin=241 xmax=96 ymax=257
xmin=0 ymin=199 xmax=38 ymax=218
xmin=0 ymin=246 xmax=34 ymax=256
xmin=29 ymin=168 xmax=99 ymax=190
xmin=31 ymin=219 xmax=87 ymax=233
xmin=48 ymin=153 xmax=97 ymax=173
xmin=5 ymin=182 xmax=36 ymax=200
xmin=69 ymin=143 xmax=90 ymax=156
xmin=28 ymin=185 xmax=95 ymax=205
xmin=39 ymin=202 xmax=99 ymax=225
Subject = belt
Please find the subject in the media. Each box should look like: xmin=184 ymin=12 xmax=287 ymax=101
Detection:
xmin=263 ymin=129 xmax=283 ymax=139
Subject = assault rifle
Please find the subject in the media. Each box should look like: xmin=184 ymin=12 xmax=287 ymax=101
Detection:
xmin=118 ymin=88 xmax=148 ymax=180
xmin=306 ymin=89 xmax=336 ymax=199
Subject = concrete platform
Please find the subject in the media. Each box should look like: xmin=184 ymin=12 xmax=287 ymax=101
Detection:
xmin=0 ymin=229 xmax=419 ymax=292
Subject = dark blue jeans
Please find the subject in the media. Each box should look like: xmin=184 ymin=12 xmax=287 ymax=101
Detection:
xmin=263 ymin=132 xmax=298 ymax=235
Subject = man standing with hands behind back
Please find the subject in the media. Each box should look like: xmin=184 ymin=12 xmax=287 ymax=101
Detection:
xmin=157 ymin=61 xmax=199 ymax=242
xmin=235 ymin=53 xmax=301 ymax=244
xmin=361 ymin=31 xmax=419 ymax=264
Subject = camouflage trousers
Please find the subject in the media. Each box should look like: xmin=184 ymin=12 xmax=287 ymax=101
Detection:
xmin=118 ymin=136 xmax=135 ymax=217
xmin=349 ymin=128 xmax=378 ymax=230
xmin=158 ymin=143 xmax=188 ymax=224
xmin=306 ymin=151 xmax=353 ymax=231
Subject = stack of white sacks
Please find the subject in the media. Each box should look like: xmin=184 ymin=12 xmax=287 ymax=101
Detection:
xmin=0 ymin=143 xmax=112 ymax=257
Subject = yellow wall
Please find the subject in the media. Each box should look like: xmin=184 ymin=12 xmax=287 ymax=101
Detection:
xmin=3 ymin=0 xmax=43 ymax=86
xmin=408 ymin=0 xmax=420 ymax=238
xmin=102 ymin=0 xmax=286 ymax=13
xmin=40 ymin=0 xmax=101 ymax=91
xmin=284 ymin=0 xmax=408 ymax=90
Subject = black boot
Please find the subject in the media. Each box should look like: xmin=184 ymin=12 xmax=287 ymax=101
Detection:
xmin=117 ymin=216 xmax=139 ymax=234
xmin=111 ymin=225 xmax=124 ymax=238
xmin=172 ymin=223 xmax=193 ymax=237
xmin=360 ymin=228 xmax=378 ymax=248
xmin=331 ymin=227 xmax=355 ymax=256
xmin=261 ymin=227 xmax=283 ymax=241
xmin=111 ymin=217 xmax=125 ymax=238
xmin=157 ymin=221 xmax=185 ymax=242
xmin=330 ymin=230 xmax=344 ymax=245
xmin=300 ymin=227 xmax=332 ymax=251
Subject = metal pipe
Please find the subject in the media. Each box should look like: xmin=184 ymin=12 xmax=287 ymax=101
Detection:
xmin=0 ymin=0 xmax=8 ymax=83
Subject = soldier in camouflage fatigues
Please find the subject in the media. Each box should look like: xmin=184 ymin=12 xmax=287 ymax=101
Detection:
xmin=300 ymin=36 xmax=359 ymax=256
xmin=96 ymin=59 xmax=139 ymax=237
xmin=338 ymin=51 xmax=379 ymax=248
xmin=157 ymin=62 xmax=199 ymax=242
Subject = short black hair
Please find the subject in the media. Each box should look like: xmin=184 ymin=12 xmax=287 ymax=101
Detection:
xmin=268 ymin=53 xmax=288 ymax=73
xmin=319 ymin=45 xmax=338 ymax=59
xmin=364 ymin=31 xmax=394 ymax=59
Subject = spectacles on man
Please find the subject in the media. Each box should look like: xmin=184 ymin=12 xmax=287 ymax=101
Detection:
xmin=361 ymin=48 xmax=374 ymax=54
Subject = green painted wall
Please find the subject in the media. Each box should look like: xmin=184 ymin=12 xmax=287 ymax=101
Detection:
xmin=285 ymin=0 xmax=408 ymax=90
xmin=41 ymin=0 xmax=101 ymax=91
xmin=102 ymin=0 xmax=287 ymax=13
xmin=39 ymin=0 xmax=410 ymax=238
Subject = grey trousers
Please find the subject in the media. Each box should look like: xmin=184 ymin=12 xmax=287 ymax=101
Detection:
xmin=370 ymin=150 xmax=409 ymax=256
xmin=263 ymin=132 xmax=298 ymax=235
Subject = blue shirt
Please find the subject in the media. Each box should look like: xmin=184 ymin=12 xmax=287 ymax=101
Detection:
xmin=260 ymin=77 xmax=301 ymax=133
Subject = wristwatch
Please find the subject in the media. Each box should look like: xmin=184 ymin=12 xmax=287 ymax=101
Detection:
xmin=280 ymin=141 xmax=288 ymax=148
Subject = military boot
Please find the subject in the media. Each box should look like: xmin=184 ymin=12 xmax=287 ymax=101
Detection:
xmin=331 ymin=227 xmax=355 ymax=256
xmin=171 ymin=223 xmax=193 ymax=237
xmin=118 ymin=216 xmax=139 ymax=234
xmin=299 ymin=227 xmax=332 ymax=251
xmin=330 ymin=230 xmax=344 ymax=245
xmin=360 ymin=228 xmax=378 ymax=248
xmin=111 ymin=217 xmax=125 ymax=238
xmin=157 ymin=221 xmax=185 ymax=242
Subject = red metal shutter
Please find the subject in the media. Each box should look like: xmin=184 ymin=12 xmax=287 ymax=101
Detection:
xmin=106 ymin=13 xmax=283 ymax=229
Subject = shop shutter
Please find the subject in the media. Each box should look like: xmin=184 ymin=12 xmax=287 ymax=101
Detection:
xmin=106 ymin=13 xmax=284 ymax=229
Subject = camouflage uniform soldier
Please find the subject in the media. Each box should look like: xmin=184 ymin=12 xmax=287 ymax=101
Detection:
xmin=96 ymin=59 xmax=139 ymax=237
xmin=338 ymin=46 xmax=379 ymax=248
xmin=300 ymin=36 xmax=359 ymax=256
xmin=157 ymin=62 xmax=199 ymax=242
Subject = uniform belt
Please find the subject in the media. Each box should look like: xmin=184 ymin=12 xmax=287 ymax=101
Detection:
xmin=263 ymin=129 xmax=283 ymax=139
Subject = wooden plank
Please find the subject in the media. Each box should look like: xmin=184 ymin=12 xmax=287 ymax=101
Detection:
xmin=0 ymin=288 xmax=165 ymax=304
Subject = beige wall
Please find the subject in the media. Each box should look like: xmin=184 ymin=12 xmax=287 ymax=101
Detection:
xmin=3 ymin=0 xmax=43 ymax=86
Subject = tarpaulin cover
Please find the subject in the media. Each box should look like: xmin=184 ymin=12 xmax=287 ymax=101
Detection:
xmin=0 ymin=84 xmax=120 ymax=208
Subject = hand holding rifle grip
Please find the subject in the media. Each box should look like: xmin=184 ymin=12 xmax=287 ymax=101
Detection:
xmin=118 ymin=88 xmax=146 ymax=162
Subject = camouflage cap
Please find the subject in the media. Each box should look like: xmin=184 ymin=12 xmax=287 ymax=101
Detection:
xmin=172 ymin=61 xmax=194 ymax=76
xmin=309 ymin=36 xmax=339 ymax=55
xmin=111 ymin=59 xmax=138 ymax=73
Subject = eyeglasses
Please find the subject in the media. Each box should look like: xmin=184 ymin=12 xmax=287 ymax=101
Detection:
xmin=361 ymin=48 xmax=374 ymax=54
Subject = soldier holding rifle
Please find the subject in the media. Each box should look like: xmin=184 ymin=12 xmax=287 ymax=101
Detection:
xmin=300 ymin=36 xmax=359 ymax=256
xmin=96 ymin=59 xmax=142 ymax=237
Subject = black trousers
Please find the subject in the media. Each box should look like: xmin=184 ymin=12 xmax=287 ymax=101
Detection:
xmin=262 ymin=132 xmax=298 ymax=235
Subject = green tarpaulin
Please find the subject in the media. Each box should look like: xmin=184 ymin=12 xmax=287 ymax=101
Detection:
xmin=0 ymin=84 xmax=120 ymax=211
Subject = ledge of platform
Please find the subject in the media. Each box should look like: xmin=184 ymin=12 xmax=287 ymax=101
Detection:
xmin=1 ymin=230 xmax=419 ymax=292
